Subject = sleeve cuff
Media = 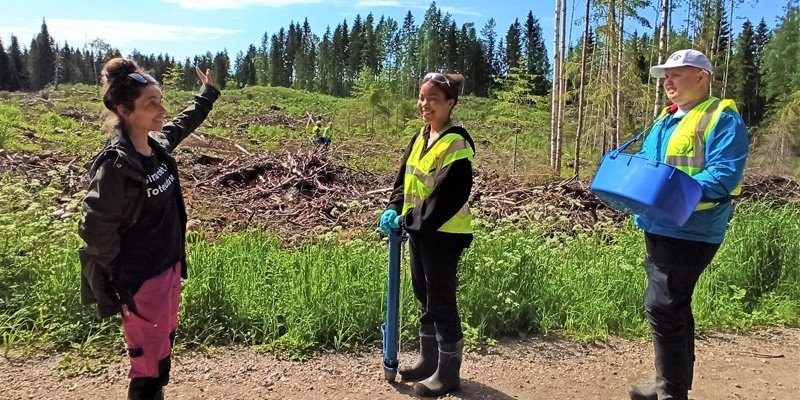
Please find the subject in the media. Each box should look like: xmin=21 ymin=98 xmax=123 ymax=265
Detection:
xmin=199 ymin=83 xmax=221 ymax=103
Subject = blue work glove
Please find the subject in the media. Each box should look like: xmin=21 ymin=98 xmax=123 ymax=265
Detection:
xmin=379 ymin=209 xmax=401 ymax=234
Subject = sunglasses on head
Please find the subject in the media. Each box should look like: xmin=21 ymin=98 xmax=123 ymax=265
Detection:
xmin=127 ymin=72 xmax=154 ymax=84
xmin=423 ymin=72 xmax=450 ymax=87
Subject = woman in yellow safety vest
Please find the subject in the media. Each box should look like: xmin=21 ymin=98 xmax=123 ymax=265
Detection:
xmin=379 ymin=72 xmax=474 ymax=397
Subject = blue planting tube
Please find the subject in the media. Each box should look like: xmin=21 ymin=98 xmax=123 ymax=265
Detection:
xmin=382 ymin=228 xmax=402 ymax=381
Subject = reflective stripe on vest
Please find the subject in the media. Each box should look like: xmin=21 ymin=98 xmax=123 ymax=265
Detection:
xmin=402 ymin=128 xmax=474 ymax=234
xmin=658 ymin=97 xmax=743 ymax=210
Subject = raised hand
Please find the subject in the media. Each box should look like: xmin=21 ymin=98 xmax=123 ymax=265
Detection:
xmin=195 ymin=66 xmax=213 ymax=86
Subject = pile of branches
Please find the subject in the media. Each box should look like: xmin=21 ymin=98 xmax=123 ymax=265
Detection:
xmin=0 ymin=150 xmax=85 ymax=196
xmin=182 ymin=148 xmax=383 ymax=234
xmin=472 ymin=171 xmax=624 ymax=230
xmin=5 ymin=141 xmax=799 ymax=239
xmin=740 ymin=175 xmax=800 ymax=204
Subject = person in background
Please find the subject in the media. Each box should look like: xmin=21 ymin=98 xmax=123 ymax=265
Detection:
xmin=311 ymin=115 xmax=322 ymax=139
xmin=627 ymin=49 xmax=749 ymax=400
xmin=380 ymin=72 xmax=475 ymax=397
xmin=78 ymin=58 xmax=219 ymax=400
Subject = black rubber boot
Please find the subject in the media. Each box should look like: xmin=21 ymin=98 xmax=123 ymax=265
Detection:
xmin=414 ymin=339 xmax=463 ymax=397
xmin=399 ymin=325 xmax=438 ymax=381
xmin=128 ymin=377 xmax=164 ymax=400
xmin=627 ymin=382 xmax=658 ymax=400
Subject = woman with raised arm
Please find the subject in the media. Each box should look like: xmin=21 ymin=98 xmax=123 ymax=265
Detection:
xmin=78 ymin=58 xmax=219 ymax=400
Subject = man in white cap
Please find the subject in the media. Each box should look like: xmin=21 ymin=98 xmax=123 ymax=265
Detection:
xmin=627 ymin=49 xmax=750 ymax=400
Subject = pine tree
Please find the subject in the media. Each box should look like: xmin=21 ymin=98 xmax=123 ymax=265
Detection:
xmin=318 ymin=27 xmax=334 ymax=95
xmin=376 ymin=16 xmax=399 ymax=74
xmin=631 ymin=31 xmax=649 ymax=84
xmin=303 ymin=20 xmax=318 ymax=90
xmin=505 ymin=19 xmax=522 ymax=71
xmin=245 ymin=45 xmax=257 ymax=86
xmin=59 ymin=43 xmax=74 ymax=84
xmin=399 ymin=11 xmax=419 ymax=97
xmin=733 ymin=20 xmax=764 ymax=125
xmin=494 ymin=65 xmax=537 ymax=173
xmin=181 ymin=58 xmax=194 ymax=90
xmin=418 ymin=2 xmax=443 ymax=74
xmin=444 ymin=21 xmax=459 ymax=72
xmin=468 ymin=26 xmax=491 ymax=97
xmin=753 ymin=18 xmax=771 ymax=70
xmin=363 ymin=13 xmax=380 ymax=76
xmin=497 ymin=38 xmax=507 ymax=77
xmin=523 ymin=11 xmax=550 ymax=95
xmin=269 ymin=30 xmax=285 ymax=87
xmin=284 ymin=23 xmax=298 ymax=86
xmin=7 ymin=35 xmax=27 ymax=91
xmin=458 ymin=24 xmax=470 ymax=86
xmin=29 ymin=19 xmax=56 ymax=90
xmin=762 ymin=5 xmax=799 ymax=103
xmin=212 ymin=50 xmax=230 ymax=89
xmin=0 ymin=40 xmax=11 ymax=91
xmin=332 ymin=21 xmax=350 ymax=96
xmin=480 ymin=18 xmax=498 ymax=94
xmin=79 ymin=49 xmax=97 ymax=85
xmin=162 ymin=63 xmax=185 ymax=90
xmin=349 ymin=15 xmax=365 ymax=83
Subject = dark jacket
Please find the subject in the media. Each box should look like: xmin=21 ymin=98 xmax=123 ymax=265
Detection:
xmin=79 ymin=84 xmax=220 ymax=317
xmin=387 ymin=125 xmax=475 ymax=247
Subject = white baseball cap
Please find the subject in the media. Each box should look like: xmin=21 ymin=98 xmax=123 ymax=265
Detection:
xmin=649 ymin=49 xmax=713 ymax=78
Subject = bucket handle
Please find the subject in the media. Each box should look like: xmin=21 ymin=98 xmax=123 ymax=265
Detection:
xmin=608 ymin=119 xmax=658 ymax=159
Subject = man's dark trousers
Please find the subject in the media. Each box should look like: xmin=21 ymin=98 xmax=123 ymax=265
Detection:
xmin=644 ymin=232 xmax=721 ymax=400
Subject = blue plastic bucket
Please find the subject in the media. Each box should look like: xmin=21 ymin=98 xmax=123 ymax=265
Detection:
xmin=590 ymin=151 xmax=702 ymax=227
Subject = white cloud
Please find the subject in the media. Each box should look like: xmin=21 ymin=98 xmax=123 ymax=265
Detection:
xmin=0 ymin=19 xmax=240 ymax=48
xmin=161 ymin=0 xmax=321 ymax=10
xmin=350 ymin=1 xmax=483 ymax=17
xmin=406 ymin=4 xmax=483 ymax=18
xmin=355 ymin=0 xmax=402 ymax=7
xmin=439 ymin=6 xmax=483 ymax=17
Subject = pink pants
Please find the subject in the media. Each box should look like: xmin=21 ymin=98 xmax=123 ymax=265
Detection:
xmin=121 ymin=262 xmax=182 ymax=379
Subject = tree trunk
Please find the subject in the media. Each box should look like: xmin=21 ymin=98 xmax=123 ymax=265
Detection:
xmin=722 ymin=0 xmax=734 ymax=98
xmin=604 ymin=0 xmax=617 ymax=153
xmin=653 ymin=0 xmax=670 ymax=117
xmin=687 ymin=0 xmax=694 ymax=47
xmin=602 ymin=100 xmax=609 ymax=154
xmin=555 ymin=0 xmax=568 ymax=174
xmin=550 ymin=0 xmax=562 ymax=170
xmin=574 ymin=0 xmax=592 ymax=177
xmin=710 ymin=0 xmax=723 ymax=96
xmin=615 ymin=0 xmax=625 ymax=149
xmin=53 ymin=46 xmax=60 ymax=89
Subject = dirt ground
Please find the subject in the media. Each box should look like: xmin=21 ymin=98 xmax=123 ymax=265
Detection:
xmin=2 ymin=327 xmax=798 ymax=400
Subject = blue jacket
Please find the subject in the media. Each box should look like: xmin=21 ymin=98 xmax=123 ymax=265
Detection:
xmin=633 ymin=105 xmax=749 ymax=244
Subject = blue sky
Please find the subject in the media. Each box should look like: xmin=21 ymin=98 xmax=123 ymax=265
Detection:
xmin=0 ymin=0 xmax=787 ymax=61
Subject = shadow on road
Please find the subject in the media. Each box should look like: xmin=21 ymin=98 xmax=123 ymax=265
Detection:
xmin=389 ymin=378 xmax=518 ymax=399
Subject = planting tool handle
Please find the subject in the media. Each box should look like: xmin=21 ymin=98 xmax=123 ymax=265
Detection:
xmin=382 ymin=227 xmax=403 ymax=381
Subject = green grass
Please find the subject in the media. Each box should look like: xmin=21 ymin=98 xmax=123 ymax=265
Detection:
xmin=0 ymin=104 xmax=22 ymax=149
xmin=0 ymin=174 xmax=798 ymax=359
xmin=247 ymin=124 xmax=300 ymax=152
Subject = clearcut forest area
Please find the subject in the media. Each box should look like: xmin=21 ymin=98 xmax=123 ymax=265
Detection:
xmin=2 ymin=1 xmax=800 ymax=399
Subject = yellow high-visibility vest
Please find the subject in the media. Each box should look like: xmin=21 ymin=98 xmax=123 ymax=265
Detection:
xmin=657 ymin=97 xmax=743 ymax=210
xmin=402 ymin=128 xmax=474 ymax=233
